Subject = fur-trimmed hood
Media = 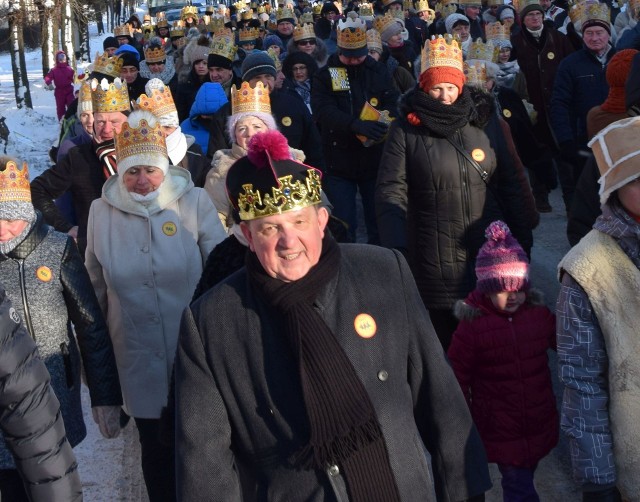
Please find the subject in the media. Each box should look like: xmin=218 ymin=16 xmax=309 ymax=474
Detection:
xmin=454 ymin=288 xmax=546 ymax=321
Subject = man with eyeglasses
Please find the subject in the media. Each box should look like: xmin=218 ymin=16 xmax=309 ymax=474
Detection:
xmin=115 ymin=44 xmax=150 ymax=101
xmin=139 ymin=40 xmax=177 ymax=91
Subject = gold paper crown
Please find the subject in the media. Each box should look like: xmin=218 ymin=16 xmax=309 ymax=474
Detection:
xmin=359 ymin=2 xmax=374 ymax=16
xmin=258 ymin=4 xmax=268 ymax=14
xmin=464 ymin=60 xmax=487 ymax=86
xmin=568 ymin=0 xmax=610 ymax=26
xmin=136 ymin=84 xmax=176 ymax=118
xmin=293 ymin=23 xmax=316 ymax=41
xmin=485 ymin=21 xmax=511 ymax=41
xmin=415 ymin=0 xmax=431 ymax=11
xmin=115 ymin=118 xmax=167 ymax=165
xmin=337 ymin=13 xmax=368 ymax=49
xmin=421 ymin=35 xmax=464 ymax=74
xmin=211 ymin=31 xmax=238 ymax=60
xmin=629 ymin=0 xmax=640 ymax=18
xmin=373 ymin=12 xmax=401 ymax=34
xmin=233 ymin=0 xmax=248 ymax=11
xmin=487 ymin=0 xmax=505 ymax=6
xmin=170 ymin=21 xmax=186 ymax=37
xmin=206 ymin=16 xmax=226 ymax=33
xmin=78 ymin=80 xmax=93 ymax=110
xmin=114 ymin=24 xmax=132 ymax=37
xmin=312 ymin=2 xmax=323 ymax=14
xmin=92 ymin=51 xmax=124 ymax=78
xmin=276 ymin=6 xmax=296 ymax=21
xmin=157 ymin=18 xmax=169 ymax=28
xmin=181 ymin=5 xmax=199 ymax=19
xmin=90 ymin=78 xmax=130 ymax=113
xmin=366 ymin=28 xmax=383 ymax=52
xmin=267 ymin=47 xmax=283 ymax=71
xmin=144 ymin=46 xmax=166 ymax=63
xmin=299 ymin=11 xmax=314 ymax=23
xmin=0 ymin=160 xmax=31 ymax=205
xmin=240 ymin=8 xmax=254 ymax=20
xmin=436 ymin=0 xmax=459 ymax=15
xmin=238 ymin=168 xmax=322 ymax=220
xmin=231 ymin=81 xmax=271 ymax=115
xmin=239 ymin=26 xmax=260 ymax=42
xmin=513 ymin=0 xmax=541 ymax=14
xmin=468 ymin=38 xmax=499 ymax=62
xmin=404 ymin=0 xmax=414 ymax=10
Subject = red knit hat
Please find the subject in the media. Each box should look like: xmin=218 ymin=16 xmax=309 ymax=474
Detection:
xmin=601 ymin=49 xmax=639 ymax=113
xmin=419 ymin=66 xmax=466 ymax=93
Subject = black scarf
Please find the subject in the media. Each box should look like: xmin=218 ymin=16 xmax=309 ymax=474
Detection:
xmin=246 ymin=234 xmax=401 ymax=502
xmin=93 ymin=138 xmax=117 ymax=180
xmin=409 ymin=87 xmax=473 ymax=137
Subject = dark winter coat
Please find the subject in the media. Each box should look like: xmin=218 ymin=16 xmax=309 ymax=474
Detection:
xmin=0 ymin=214 xmax=122 ymax=467
xmin=376 ymin=89 xmax=530 ymax=310
xmin=175 ymin=69 xmax=210 ymax=123
xmin=176 ymin=139 xmax=209 ymax=188
xmin=311 ymin=54 xmax=399 ymax=180
xmin=125 ymin=74 xmax=150 ymax=101
xmin=567 ymin=154 xmax=601 ymax=246
xmin=511 ymin=26 xmax=574 ymax=148
xmin=0 ymin=285 xmax=82 ymax=501
xmin=176 ymin=244 xmax=491 ymax=501
xmin=550 ymin=46 xmax=615 ymax=148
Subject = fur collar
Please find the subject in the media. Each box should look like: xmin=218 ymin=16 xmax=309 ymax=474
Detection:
xmin=454 ymin=288 xmax=546 ymax=321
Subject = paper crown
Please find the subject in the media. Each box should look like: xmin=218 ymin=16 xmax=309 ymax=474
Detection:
xmin=382 ymin=0 xmax=402 ymax=6
xmin=312 ymin=2 xmax=323 ymax=14
xmin=0 ymin=160 xmax=31 ymax=205
xmin=136 ymin=83 xmax=177 ymax=119
xmin=487 ymin=0 xmax=505 ymax=5
xmin=239 ymin=26 xmax=260 ymax=42
xmin=337 ymin=13 xmax=368 ymax=49
xmin=436 ymin=0 xmax=459 ymax=15
xmin=373 ymin=12 xmax=401 ymax=34
xmin=568 ymin=0 xmax=610 ymax=27
xmin=257 ymin=4 xmax=267 ymax=14
xmin=240 ymin=8 xmax=254 ymax=20
xmin=299 ymin=11 xmax=314 ymax=23
xmin=464 ymin=60 xmax=487 ymax=86
xmin=78 ymin=80 xmax=93 ymax=113
xmin=276 ymin=6 xmax=296 ymax=21
xmin=115 ymin=118 xmax=168 ymax=170
xmin=144 ymin=45 xmax=166 ymax=63
xmin=93 ymin=51 xmax=124 ymax=78
xmin=416 ymin=0 xmax=432 ymax=12
xmin=181 ymin=5 xmax=199 ymax=19
xmin=293 ymin=23 xmax=316 ymax=41
xmin=359 ymin=2 xmax=375 ymax=16
xmin=485 ymin=21 xmax=511 ymax=41
xmin=266 ymin=47 xmax=283 ymax=71
xmin=114 ymin=24 xmax=132 ymax=37
xmin=231 ymin=81 xmax=271 ymax=115
xmin=233 ymin=0 xmax=248 ymax=11
xmin=170 ymin=21 xmax=186 ymax=37
xmin=366 ymin=28 xmax=383 ymax=52
xmin=211 ymin=31 xmax=238 ymax=60
xmin=206 ymin=16 xmax=227 ymax=33
xmin=421 ymin=35 xmax=464 ymax=74
xmin=90 ymin=78 xmax=130 ymax=113
xmin=156 ymin=18 xmax=170 ymax=28
xmin=404 ymin=0 xmax=414 ymax=10
xmin=513 ymin=0 xmax=542 ymax=13
xmin=630 ymin=0 xmax=640 ymax=18
xmin=468 ymin=38 xmax=499 ymax=62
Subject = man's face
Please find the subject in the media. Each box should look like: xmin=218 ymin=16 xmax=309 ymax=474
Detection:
xmin=241 ymin=205 xmax=329 ymax=282
xmin=540 ymin=0 xmax=552 ymax=10
xmin=324 ymin=11 xmax=337 ymax=21
xmin=158 ymin=27 xmax=170 ymax=37
xmin=248 ymin=73 xmax=275 ymax=92
xmin=116 ymin=36 xmax=129 ymax=46
xmin=338 ymin=54 xmax=367 ymax=66
xmin=523 ymin=10 xmax=544 ymax=30
xmin=120 ymin=65 xmax=138 ymax=84
xmin=209 ymin=66 xmax=233 ymax=84
xmin=93 ymin=111 xmax=127 ymax=142
xmin=387 ymin=3 xmax=402 ymax=12
xmin=583 ymin=26 xmax=610 ymax=54
xmin=277 ymin=21 xmax=294 ymax=36
xmin=464 ymin=5 xmax=480 ymax=20
xmin=452 ymin=22 xmax=470 ymax=41
xmin=105 ymin=46 xmax=118 ymax=56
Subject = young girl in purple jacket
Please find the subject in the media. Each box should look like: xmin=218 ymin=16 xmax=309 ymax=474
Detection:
xmin=448 ymin=220 xmax=558 ymax=502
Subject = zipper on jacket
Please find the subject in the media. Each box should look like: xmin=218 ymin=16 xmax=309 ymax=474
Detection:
xmin=17 ymin=260 xmax=36 ymax=341
xmin=456 ymin=130 xmax=472 ymax=232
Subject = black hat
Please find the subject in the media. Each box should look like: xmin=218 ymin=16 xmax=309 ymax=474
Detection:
xmin=103 ymin=36 xmax=119 ymax=50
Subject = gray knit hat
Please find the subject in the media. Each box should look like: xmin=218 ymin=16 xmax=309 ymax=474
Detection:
xmin=241 ymin=51 xmax=277 ymax=81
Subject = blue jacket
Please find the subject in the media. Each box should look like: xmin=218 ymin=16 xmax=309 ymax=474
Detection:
xmin=180 ymin=83 xmax=228 ymax=154
xmin=550 ymin=46 xmax=615 ymax=147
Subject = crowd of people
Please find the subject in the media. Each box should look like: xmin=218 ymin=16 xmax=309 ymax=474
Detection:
xmin=1 ymin=0 xmax=640 ymax=499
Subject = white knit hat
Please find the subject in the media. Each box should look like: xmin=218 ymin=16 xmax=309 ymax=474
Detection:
xmin=445 ymin=13 xmax=469 ymax=34
xmin=226 ymin=112 xmax=278 ymax=144
xmin=116 ymin=110 xmax=169 ymax=175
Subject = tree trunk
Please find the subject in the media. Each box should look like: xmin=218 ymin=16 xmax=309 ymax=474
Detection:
xmin=40 ymin=1 xmax=56 ymax=77
xmin=75 ymin=5 xmax=90 ymax=64
xmin=61 ymin=0 xmax=75 ymax=67
xmin=9 ymin=0 xmax=33 ymax=109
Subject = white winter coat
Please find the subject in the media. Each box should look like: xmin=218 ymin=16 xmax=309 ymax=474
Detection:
xmin=85 ymin=167 xmax=226 ymax=418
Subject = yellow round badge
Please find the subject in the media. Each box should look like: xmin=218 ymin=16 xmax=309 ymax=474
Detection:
xmin=502 ymin=109 xmax=512 ymax=118
xmin=472 ymin=148 xmax=486 ymax=162
xmin=36 ymin=266 xmax=52 ymax=283
xmin=370 ymin=97 xmax=379 ymax=107
xmin=162 ymin=222 xmax=177 ymax=236
xmin=354 ymin=313 xmax=377 ymax=339
xmin=547 ymin=52 xmax=555 ymax=60
xmin=281 ymin=116 xmax=292 ymax=127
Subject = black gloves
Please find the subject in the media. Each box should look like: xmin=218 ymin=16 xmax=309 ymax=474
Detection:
xmin=350 ymin=119 xmax=389 ymax=142
xmin=582 ymin=486 xmax=622 ymax=502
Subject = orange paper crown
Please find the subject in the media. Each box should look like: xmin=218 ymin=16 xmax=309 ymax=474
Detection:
xmin=238 ymin=26 xmax=260 ymax=42
xmin=337 ymin=13 xmax=368 ymax=49
xmin=231 ymin=81 xmax=271 ymax=115
xmin=293 ymin=23 xmax=316 ymax=41
xmin=373 ymin=12 xmax=401 ymax=33
xmin=136 ymin=84 xmax=177 ymax=118
xmin=0 ymin=160 xmax=31 ymax=204
xmin=90 ymin=78 xmax=130 ymax=113
xmin=144 ymin=45 xmax=166 ymax=63
xmin=115 ymin=118 xmax=167 ymax=170
xmin=114 ymin=24 xmax=132 ymax=37
xmin=93 ymin=51 xmax=124 ymax=78
xmin=421 ymin=35 xmax=464 ymax=74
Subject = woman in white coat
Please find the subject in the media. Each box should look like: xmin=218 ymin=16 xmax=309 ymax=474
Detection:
xmin=85 ymin=110 xmax=226 ymax=502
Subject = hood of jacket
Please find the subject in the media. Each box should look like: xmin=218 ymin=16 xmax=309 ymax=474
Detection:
xmin=593 ymin=198 xmax=640 ymax=268
xmin=189 ymin=82 xmax=229 ymax=118
xmin=454 ymin=287 xmax=546 ymax=321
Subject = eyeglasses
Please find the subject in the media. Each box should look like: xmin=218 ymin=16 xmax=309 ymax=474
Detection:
xmin=298 ymin=39 xmax=316 ymax=46
xmin=292 ymin=65 xmax=307 ymax=72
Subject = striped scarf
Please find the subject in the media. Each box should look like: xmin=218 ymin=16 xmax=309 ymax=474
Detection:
xmin=93 ymin=138 xmax=117 ymax=179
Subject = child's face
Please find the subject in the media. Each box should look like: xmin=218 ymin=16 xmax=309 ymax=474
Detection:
xmin=488 ymin=291 xmax=526 ymax=313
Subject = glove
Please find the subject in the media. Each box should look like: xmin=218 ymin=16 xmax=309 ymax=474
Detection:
xmin=45 ymin=83 xmax=54 ymax=91
xmin=582 ymin=486 xmax=622 ymax=502
xmin=350 ymin=119 xmax=389 ymax=142
xmin=92 ymin=406 xmax=122 ymax=439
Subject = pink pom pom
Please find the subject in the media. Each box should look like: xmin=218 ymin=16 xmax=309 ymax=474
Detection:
xmin=485 ymin=220 xmax=510 ymax=242
xmin=247 ymin=130 xmax=292 ymax=168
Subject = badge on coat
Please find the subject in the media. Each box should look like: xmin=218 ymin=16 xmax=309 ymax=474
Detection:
xmin=329 ymin=67 xmax=350 ymax=91
xmin=36 ymin=266 xmax=52 ymax=283
xmin=281 ymin=116 xmax=292 ymax=127
xmin=472 ymin=148 xmax=486 ymax=162
xmin=547 ymin=52 xmax=555 ymax=60
xmin=370 ymin=97 xmax=379 ymax=107
xmin=354 ymin=313 xmax=377 ymax=339
xmin=502 ymin=109 xmax=512 ymax=118
xmin=162 ymin=222 xmax=177 ymax=236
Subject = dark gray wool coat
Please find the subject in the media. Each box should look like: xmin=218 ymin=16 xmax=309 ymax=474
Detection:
xmin=0 ymin=213 xmax=121 ymax=468
xmin=0 ymin=285 xmax=82 ymax=501
xmin=175 ymin=244 xmax=491 ymax=501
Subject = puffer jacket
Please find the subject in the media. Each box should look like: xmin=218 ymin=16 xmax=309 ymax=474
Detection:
xmin=0 ymin=285 xmax=82 ymax=501
xmin=180 ymin=82 xmax=229 ymax=155
xmin=0 ymin=212 xmax=122 ymax=468
xmin=44 ymin=51 xmax=74 ymax=95
xmin=448 ymin=289 xmax=558 ymax=468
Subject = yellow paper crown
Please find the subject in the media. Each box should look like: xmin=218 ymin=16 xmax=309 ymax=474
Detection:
xmin=114 ymin=24 xmax=132 ymax=37
xmin=421 ymin=35 xmax=464 ymax=74
xmin=90 ymin=78 xmax=130 ymax=113
xmin=568 ymin=0 xmax=610 ymax=27
xmin=513 ymin=0 xmax=541 ymax=14
xmin=312 ymin=2 xmax=323 ymax=14
xmin=233 ymin=0 xmax=248 ymax=11
xmin=144 ymin=45 xmax=166 ymax=63
xmin=170 ymin=21 xmax=186 ymax=37
xmin=0 ymin=160 xmax=31 ymax=205
xmin=277 ymin=6 xmax=296 ymax=21
xmin=487 ymin=0 xmax=505 ymax=6
xmin=92 ymin=51 xmax=124 ymax=78
xmin=115 ymin=118 xmax=167 ymax=166
xmin=136 ymin=84 xmax=177 ymax=119
xmin=299 ymin=11 xmax=314 ymax=23
xmin=373 ymin=12 xmax=401 ymax=33
xmin=267 ymin=47 xmax=283 ymax=71
xmin=257 ymin=4 xmax=267 ymax=14
xmin=359 ymin=2 xmax=374 ymax=16
xmin=468 ymin=38 xmax=499 ymax=62
xmin=211 ymin=31 xmax=238 ymax=60
xmin=485 ymin=21 xmax=511 ymax=41
xmin=157 ymin=17 xmax=169 ymax=28
xmin=464 ymin=60 xmax=487 ymax=86
xmin=436 ymin=0 xmax=459 ymax=15
xmin=240 ymin=8 xmax=254 ymax=20
xmin=77 ymin=80 xmax=93 ymax=113
xmin=337 ymin=13 xmax=368 ymax=49
xmin=231 ymin=81 xmax=271 ymax=115
xmin=404 ymin=0 xmax=414 ymax=10
xmin=293 ymin=23 xmax=316 ymax=41
xmin=415 ymin=0 xmax=431 ymax=11
xmin=238 ymin=168 xmax=322 ymax=220
xmin=630 ymin=0 xmax=640 ymax=18
xmin=181 ymin=5 xmax=199 ymax=19
xmin=206 ymin=16 xmax=227 ymax=33
xmin=366 ymin=29 xmax=383 ymax=52
xmin=238 ymin=26 xmax=260 ymax=42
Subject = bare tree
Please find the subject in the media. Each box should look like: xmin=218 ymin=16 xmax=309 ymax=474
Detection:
xmin=8 ymin=0 xmax=33 ymax=109
xmin=36 ymin=0 xmax=57 ymax=76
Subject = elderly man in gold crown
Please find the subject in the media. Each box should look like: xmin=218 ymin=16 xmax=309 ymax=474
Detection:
xmin=175 ymin=128 xmax=491 ymax=502
xmin=31 ymin=76 xmax=130 ymax=254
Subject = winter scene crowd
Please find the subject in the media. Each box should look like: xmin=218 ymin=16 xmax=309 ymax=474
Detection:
xmin=1 ymin=0 xmax=640 ymax=499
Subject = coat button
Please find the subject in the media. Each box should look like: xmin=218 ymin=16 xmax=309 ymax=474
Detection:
xmin=378 ymin=370 xmax=388 ymax=381
xmin=328 ymin=465 xmax=340 ymax=477
xmin=141 ymin=246 xmax=149 ymax=253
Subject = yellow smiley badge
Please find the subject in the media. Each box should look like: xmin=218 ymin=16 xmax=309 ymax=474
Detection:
xmin=502 ymin=109 xmax=512 ymax=118
xmin=472 ymin=148 xmax=486 ymax=162
xmin=370 ymin=97 xmax=379 ymax=107
xmin=36 ymin=266 xmax=52 ymax=283
xmin=354 ymin=313 xmax=377 ymax=339
xmin=162 ymin=221 xmax=177 ymax=236
xmin=281 ymin=116 xmax=292 ymax=127
xmin=547 ymin=51 xmax=555 ymax=60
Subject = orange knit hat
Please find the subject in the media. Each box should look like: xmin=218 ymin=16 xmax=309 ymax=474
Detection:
xmin=419 ymin=66 xmax=466 ymax=93
xmin=601 ymin=49 xmax=638 ymax=113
